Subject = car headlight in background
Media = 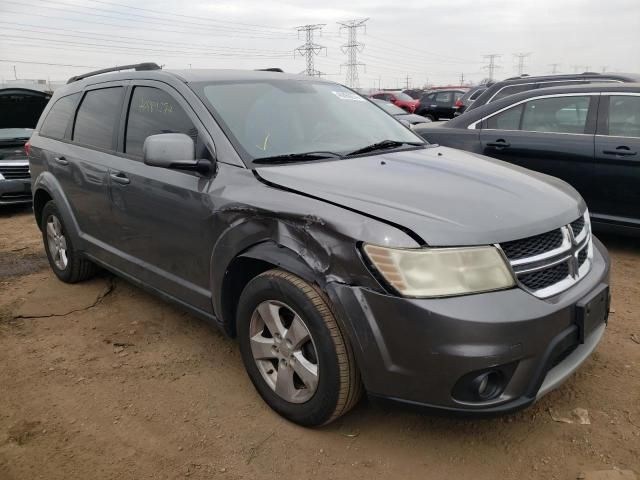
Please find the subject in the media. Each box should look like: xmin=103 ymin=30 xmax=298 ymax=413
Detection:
xmin=363 ymin=244 xmax=515 ymax=298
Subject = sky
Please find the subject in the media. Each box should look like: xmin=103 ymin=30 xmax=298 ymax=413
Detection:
xmin=1 ymin=0 xmax=639 ymax=89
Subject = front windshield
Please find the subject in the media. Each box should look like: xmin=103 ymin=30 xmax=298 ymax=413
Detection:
xmin=194 ymin=80 xmax=422 ymax=163
xmin=374 ymin=100 xmax=407 ymax=115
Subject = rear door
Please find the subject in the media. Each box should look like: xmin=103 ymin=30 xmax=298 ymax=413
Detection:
xmin=433 ymin=91 xmax=454 ymax=118
xmin=592 ymin=93 xmax=640 ymax=225
xmin=479 ymin=93 xmax=597 ymax=203
xmin=66 ymin=85 xmax=125 ymax=248
xmin=106 ymin=81 xmax=217 ymax=312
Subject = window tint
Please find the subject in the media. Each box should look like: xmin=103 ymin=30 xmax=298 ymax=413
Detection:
xmin=454 ymin=92 xmax=464 ymax=102
xmin=125 ymin=86 xmax=196 ymax=157
xmin=486 ymin=104 xmax=524 ymax=130
xmin=394 ymin=92 xmax=413 ymax=101
xmin=492 ymin=84 xmax=534 ymax=101
xmin=469 ymin=88 xmax=485 ymax=101
xmin=607 ymin=95 xmax=640 ymax=138
xmin=521 ymin=96 xmax=591 ymax=134
xmin=73 ymin=87 xmax=124 ymax=150
xmin=435 ymin=92 xmax=453 ymax=105
xmin=40 ymin=93 xmax=79 ymax=139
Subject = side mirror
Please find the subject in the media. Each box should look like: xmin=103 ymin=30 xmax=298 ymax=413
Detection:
xmin=143 ymin=133 xmax=212 ymax=174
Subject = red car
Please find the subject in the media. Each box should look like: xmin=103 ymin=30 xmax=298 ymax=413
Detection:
xmin=370 ymin=91 xmax=419 ymax=113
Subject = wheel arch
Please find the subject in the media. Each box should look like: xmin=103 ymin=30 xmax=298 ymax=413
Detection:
xmin=217 ymin=241 xmax=324 ymax=338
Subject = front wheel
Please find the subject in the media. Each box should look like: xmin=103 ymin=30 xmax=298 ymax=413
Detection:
xmin=237 ymin=269 xmax=362 ymax=426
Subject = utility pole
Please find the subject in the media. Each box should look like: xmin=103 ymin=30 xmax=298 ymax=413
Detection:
xmin=338 ymin=18 xmax=368 ymax=88
xmin=548 ymin=63 xmax=561 ymax=74
xmin=482 ymin=54 xmax=501 ymax=82
xmin=572 ymin=65 xmax=582 ymax=73
xmin=404 ymin=74 xmax=411 ymax=89
xmin=294 ymin=24 xmax=326 ymax=77
xmin=513 ymin=52 xmax=531 ymax=75
xmin=601 ymin=66 xmax=608 ymax=73
xmin=459 ymin=72 xmax=465 ymax=85
xmin=584 ymin=65 xmax=591 ymax=72
xmin=13 ymin=65 xmax=17 ymax=80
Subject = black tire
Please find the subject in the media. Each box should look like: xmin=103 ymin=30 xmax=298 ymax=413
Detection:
xmin=237 ymin=269 xmax=362 ymax=426
xmin=41 ymin=201 xmax=96 ymax=283
xmin=426 ymin=114 xmax=436 ymax=121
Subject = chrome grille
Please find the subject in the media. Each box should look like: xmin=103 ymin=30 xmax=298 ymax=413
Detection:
xmin=570 ymin=217 xmax=585 ymax=237
xmin=501 ymin=229 xmax=563 ymax=260
xmin=0 ymin=163 xmax=30 ymax=179
xmin=499 ymin=211 xmax=592 ymax=299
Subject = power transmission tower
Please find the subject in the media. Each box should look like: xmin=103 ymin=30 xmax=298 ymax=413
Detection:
xmin=294 ymin=24 xmax=326 ymax=77
xmin=548 ymin=63 xmax=561 ymax=74
xmin=513 ymin=52 xmax=531 ymax=75
xmin=482 ymin=54 xmax=501 ymax=81
xmin=338 ymin=18 xmax=369 ymax=88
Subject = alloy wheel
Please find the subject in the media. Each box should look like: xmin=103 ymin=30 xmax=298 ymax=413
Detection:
xmin=46 ymin=214 xmax=68 ymax=270
xmin=249 ymin=300 xmax=319 ymax=403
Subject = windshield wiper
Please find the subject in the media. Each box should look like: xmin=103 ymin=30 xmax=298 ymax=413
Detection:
xmin=253 ymin=151 xmax=343 ymax=164
xmin=347 ymin=139 xmax=424 ymax=157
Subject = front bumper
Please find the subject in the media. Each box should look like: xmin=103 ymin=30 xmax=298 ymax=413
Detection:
xmin=326 ymin=237 xmax=610 ymax=415
xmin=0 ymin=178 xmax=32 ymax=205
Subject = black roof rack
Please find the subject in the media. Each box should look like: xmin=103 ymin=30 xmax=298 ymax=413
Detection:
xmin=255 ymin=68 xmax=283 ymax=72
xmin=67 ymin=62 xmax=161 ymax=84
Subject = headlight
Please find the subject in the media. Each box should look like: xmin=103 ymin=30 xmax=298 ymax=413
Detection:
xmin=363 ymin=244 xmax=515 ymax=298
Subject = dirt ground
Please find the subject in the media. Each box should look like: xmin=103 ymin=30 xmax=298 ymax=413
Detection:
xmin=0 ymin=205 xmax=638 ymax=480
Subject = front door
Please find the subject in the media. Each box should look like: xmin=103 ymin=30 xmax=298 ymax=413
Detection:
xmin=479 ymin=94 xmax=597 ymax=203
xmin=107 ymin=82 xmax=218 ymax=313
xmin=592 ymin=93 xmax=640 ymax=226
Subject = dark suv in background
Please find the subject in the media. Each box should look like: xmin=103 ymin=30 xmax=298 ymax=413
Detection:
xmin=416 ymin=89 xmax=468 ymax=120
xmin=465 ymin=72 xmax=640 ymax=113
xmin=28 ymin=64 xmax=610 ymax=426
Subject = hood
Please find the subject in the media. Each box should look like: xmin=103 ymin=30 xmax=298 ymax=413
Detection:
xmin=255 ymin=146 xmax=585 ymax=246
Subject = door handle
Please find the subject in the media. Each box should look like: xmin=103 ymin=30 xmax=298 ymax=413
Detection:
xmin=603 ymin=147 xmax=637 ymax=156
xmin=486 ymin=140 xmax=511 ymax=149
xmin=109 ymin=172 xmax=130 ymax=185
xmin=54 ymin=156 xmax=68 ymax=166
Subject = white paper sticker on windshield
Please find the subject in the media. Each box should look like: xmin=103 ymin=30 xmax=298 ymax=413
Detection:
xmin=332 ymin=90 xmax=365 ymax=101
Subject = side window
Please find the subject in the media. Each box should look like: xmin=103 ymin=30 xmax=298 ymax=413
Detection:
xmin=125 ymin=86 xmax=197 ymax=158
xmin=521 ymin=96 xmax=591 ymax=134
xmin=492 ymin=84 xmax=534 ymax=102
xmin=454 ymin=92 xmax=464 ymax=103
xmin=372 ymin=94 xmax=384 ymax=100
xmin=435 ymin=91 xmax=453 ymax=105
xmin=385 ymin=94 xmax=394 ymax=101
xmin=607 ymin=95 xmax=640 ymax=138
xmin=469 ymin=89 xmax=485 ymax=101
xmin=39 ymin=93 xmax=80 ymax=139
xmin=73 ymin=87 xmax=124 ymax=150
xmin=485 ymin=104 xmax=524 ymax=130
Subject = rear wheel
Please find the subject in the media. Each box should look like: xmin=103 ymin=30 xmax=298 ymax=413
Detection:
xmin=426 ymin=114 xmax=436 ymax=121
xmin=237 ymin=269 xmax=362 ymax=426
xmin=41 ymin=201 xmax=96 ymax=283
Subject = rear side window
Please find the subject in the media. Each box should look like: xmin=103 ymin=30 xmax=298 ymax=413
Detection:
xmin=125 ymin=86 xmax=197 ymax=158
xmin=435 ymin=92 xmax=452 ymax=105
xmin=521 ymin=96 xmax=591 ymax=134
xmin=607 ymin=95 xmax=640 ymax=138
xmin=492 ymin=84 xmax=534 ymax=102
xmin=40 ymin=93 xmax=80 ymax=139
xmin=469 ymin=89 xmax=485 ymax=101
xmin=486 ymin=104 xmax=524 ymax=130
xmin=73 ymin=87 xmax=124 ymax=150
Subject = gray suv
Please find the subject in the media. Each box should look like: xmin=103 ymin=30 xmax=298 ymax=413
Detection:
xmin=28 ymin=63 xmax=611 ymax=426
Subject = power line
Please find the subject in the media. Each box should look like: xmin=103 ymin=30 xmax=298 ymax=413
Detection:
xmin=482 ymin=54 xmax=501 ymax=81
xmin=513 ymin=52 xmax=531 ymax=75
xmin=338 ymin=18 xmax=368 ymax=88
xmin=0 ymin=59 xmax=100 ymax=68
xmin=295 ymin=24 xmax=326 ymax=77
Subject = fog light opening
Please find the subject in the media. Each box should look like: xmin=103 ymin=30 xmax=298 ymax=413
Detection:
xmin=473 ymin=371 xmax=503 ymax=400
